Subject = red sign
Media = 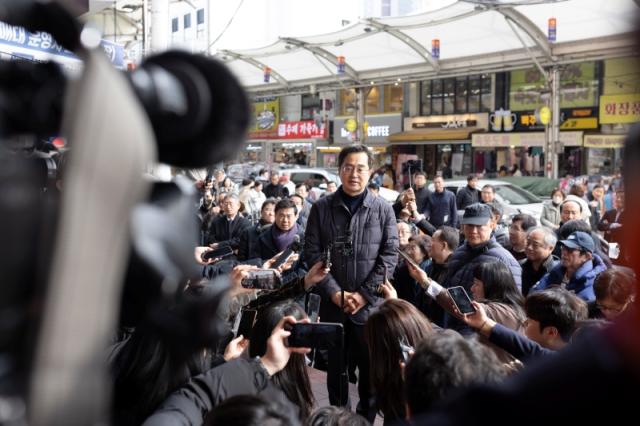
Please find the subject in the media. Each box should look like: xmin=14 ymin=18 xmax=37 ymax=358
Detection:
xmin=276 ymin=120 xmax=327 ymax=139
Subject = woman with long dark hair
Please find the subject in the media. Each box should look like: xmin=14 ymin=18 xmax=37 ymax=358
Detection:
xmin=469 ymin=261 xmax=526 ymax=364
xmin=364 ymin=299 xmax=434 ymax=424
xmin=249 ymin=300 xmax=315 ymax=420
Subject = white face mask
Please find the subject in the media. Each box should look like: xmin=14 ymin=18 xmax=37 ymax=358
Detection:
xmin=553 ymin=197 xmax=563 ymax=205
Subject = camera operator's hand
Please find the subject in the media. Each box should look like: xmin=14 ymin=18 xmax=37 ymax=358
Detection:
xmin=194 ymin=246 xmax=214 ymax=265
xmin=229 ymin=264 xmax=261 ymax=297
xmin=304 ymin=261 xmax=330 ymax=291
xmin=401 ymin=188 xmax=415 ymax=207
xmin=260 ymin=316 xmax=311 ymax=376
xmin=224 ymin=335 xmax=249 ymax=361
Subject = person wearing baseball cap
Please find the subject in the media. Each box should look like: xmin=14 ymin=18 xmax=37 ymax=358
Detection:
xmin=531 ymin=231 xmax=608 ymax=303
xmin=442 ymin=203 xmax=522 ymax=299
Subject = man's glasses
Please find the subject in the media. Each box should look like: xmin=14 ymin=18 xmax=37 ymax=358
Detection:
xmin=341 ymin=165 xmax=369 ymax=174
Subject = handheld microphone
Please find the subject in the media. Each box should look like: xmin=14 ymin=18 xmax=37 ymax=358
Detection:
xmin=270 ymin=235 xmax=302 ymax=270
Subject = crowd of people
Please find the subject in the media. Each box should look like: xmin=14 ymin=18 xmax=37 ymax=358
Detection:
xmin=108 ymin=144 xmax=635 ymax=426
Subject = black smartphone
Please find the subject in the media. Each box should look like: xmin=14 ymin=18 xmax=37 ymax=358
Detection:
xmin=397 ymin=248 xmax=420 ymax=270
xmin=306 ymin=294 xmax=321 ymax=323
xmin=447 ymin=286 xmax=476 ymax=315
xmin=286 ymin=322 xmax=343 ymax=349
xmin=202 ymin=245 xmax=234 ymax=262
xmin=236 ymin=309 xmax=257 ymax=339
xmin=270 ymin=236 xmax=302 ymax=270
xmin=241 ymin=269 xmax=281 ymax=290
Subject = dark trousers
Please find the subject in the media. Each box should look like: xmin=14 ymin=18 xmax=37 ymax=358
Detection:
xmin=327 ymin=320 xmax=377 ymax=422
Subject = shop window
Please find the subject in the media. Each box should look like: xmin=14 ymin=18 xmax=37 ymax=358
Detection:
xmin=432 ymin=80 xmax=443 ymax=115
xmin=302 ymin=94 xmax=321 ymax=120
xmin=339 ymin=89 xmax=357 ymax=116
xmin=480 ymin=74 xmax=493 ymax=112
xmin=384 ymin=85 xmax=403 ymax=112
xmin=468 ymin=75 xmax=480 ymax=112
xmin=443 ymin=78 xmax=455 ymax=114
xmin=421 ymin=81 xmax=432 ymax=115
xmin=365 ymin=86 xmax=381 ymax=114
xmin=455 ymin=77 xmax=468 ymax=113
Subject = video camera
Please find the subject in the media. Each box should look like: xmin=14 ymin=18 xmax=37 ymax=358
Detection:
xmin=0 ymin=1 xmax=251 ymax=423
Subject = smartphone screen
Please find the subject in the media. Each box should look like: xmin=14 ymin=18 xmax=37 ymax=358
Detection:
xmin=236 ymin=309 xmax=257 ymax=338
xmin=287 ymin=322 xmax=343 ymax=349
xmin=306 ymin=294 xmax=321 ymax=323
xmin=241 ymin=270 xmax=281 ymax=290
xmin=447 ymin=286 xmax=476 ymax=315
xmin=202 ymin=245 xmax=234 ymax=261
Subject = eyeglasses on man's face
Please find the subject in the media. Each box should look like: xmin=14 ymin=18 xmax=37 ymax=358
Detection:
xmin=341 ymin=165 xmax=370 ymax=174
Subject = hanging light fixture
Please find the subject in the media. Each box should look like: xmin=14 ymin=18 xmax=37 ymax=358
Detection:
xmin=337 ymin=56 xmax=346 ymax=74
xmin=263 ymin=66 xmax=272 ymax=83
xmin=431 ymin=39 xmax=440 ymax=59
xmin=548 ymin=18 xmax=557 ymax=42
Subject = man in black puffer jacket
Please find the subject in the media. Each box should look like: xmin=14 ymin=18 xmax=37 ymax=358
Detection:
xmin=304 ymin=145 xmax=398 ymax=422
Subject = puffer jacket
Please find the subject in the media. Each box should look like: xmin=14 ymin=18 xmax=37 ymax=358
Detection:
xmin=540 ymin=200 xmax=561 ymax=229
xmin=304 ymin=188 xmax=398 ymax=325
xmin=531 ymin=254 xmax=607 ymax=303
xmin=445 ymin=236 xmax=522 ymax=292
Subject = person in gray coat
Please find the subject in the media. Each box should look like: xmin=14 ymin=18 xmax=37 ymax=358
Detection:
xmin=540 ymin=188 xmax=565 ymax=230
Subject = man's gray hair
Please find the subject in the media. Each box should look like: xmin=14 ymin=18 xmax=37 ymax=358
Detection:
xmin=527 ymin=226 xmax=557 ymax=248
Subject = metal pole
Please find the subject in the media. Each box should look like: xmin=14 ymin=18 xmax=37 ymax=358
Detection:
xmin=550 ymin=66 xmax=561 ymax=179
xmin=356 ymin=88 xmax=365 ymax=144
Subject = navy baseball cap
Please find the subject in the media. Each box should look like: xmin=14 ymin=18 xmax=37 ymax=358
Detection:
xmin=560 ymin=231 xmax=595 ymax=253
xmin=461 ymin=203 xmax=493 ymax=226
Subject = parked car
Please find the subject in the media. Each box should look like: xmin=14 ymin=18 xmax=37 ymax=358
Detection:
xmin=428 ymin=179 xmax=543 ymax=223
xmin=281 ymin=167 xmax=399 ymax=204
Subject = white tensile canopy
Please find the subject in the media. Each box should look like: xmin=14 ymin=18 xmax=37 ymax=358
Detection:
xmin=213 ymin=0 xmax=639 ymax=94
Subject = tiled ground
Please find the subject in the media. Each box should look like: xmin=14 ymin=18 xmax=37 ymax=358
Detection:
xmin=308 ymin=367 xmax=383 ymax=426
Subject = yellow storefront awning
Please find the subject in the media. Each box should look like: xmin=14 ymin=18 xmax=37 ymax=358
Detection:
xmin=583 ymin=134 xmax=626 ymax=148
xmin=389 ymin=128 xmax=483 ymax=143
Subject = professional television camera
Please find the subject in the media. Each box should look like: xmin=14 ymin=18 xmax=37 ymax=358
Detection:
xmin=0 ymin=1 xmax=250 ymax=424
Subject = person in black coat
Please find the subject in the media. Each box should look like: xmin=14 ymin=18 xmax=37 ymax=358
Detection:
xmin=393 ymin=171 xmax=432 ymax=218
xmin=237 ymin=199 xmax=276 ymax=262
xmin=263 ymin=172 xmax=289 ymax=199
xmin=425 ymin=176 xmax=458 ymax=228
xmin=206 ymin=194 xmax=252 ymax=251
xmin=303 ymin=145 xmax=398 ymax=422
xmin=256 ymin=198 xmax=305 ymax=264
xmin=456 ymin=175 xmax=481 ymax=211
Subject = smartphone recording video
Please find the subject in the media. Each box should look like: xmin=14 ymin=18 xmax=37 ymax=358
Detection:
xmin=447 ymin=286 xmax=476 ymax=315
xmin=240 ymin=269 xmax=281 ymax=290
xmin=286 ymin=322 xmax=343 ymax=349
xmin=201 ymin=245 xmax=234 ymax=262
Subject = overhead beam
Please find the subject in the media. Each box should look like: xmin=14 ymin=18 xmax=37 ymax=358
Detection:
xmin=497 ymin=7 xmax=553 ymax=61
xmin=365 ymin=17 xmax=440 ymax=72
xmin=279 ymin=37 xmax=360 ymax=83
xmin=218 ymin=49 xmax=290 ymax=88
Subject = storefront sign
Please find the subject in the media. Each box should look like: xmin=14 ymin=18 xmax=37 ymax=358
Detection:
xmin=509 ymin=63 xmax=598 ymax=111
xmin=334 ymin=114 xmax=402 ymax=144
xmin=599 ymin=94 xmax=640 ymax=124
xmin=472 ymin=131 xmax=583 ymax=148
xmin=406 ymin=113 xmax=489 ymax=131
xmin=249 ymin=96 xmax=280 ymax=139
xmin=276 ymin=120 xmax=327 ymax=139
xmin=0 ymin=21 xmax=126 ymax=68
xmin=513 ymin=108 xmax=598 ymax=131
xmin=583 ymin=134 xmax=626 ymax=148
